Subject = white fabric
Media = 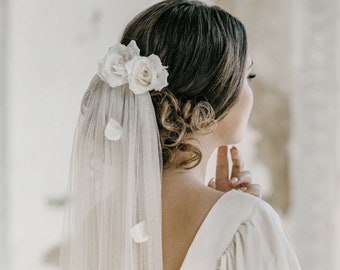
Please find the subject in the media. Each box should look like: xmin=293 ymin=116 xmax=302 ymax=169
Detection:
xmin=59 ymin=75 xmax=163 ymax=270
xmin=180 ymin=190 xmax=301 ymax=270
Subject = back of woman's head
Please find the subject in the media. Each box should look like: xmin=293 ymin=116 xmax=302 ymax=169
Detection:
xmin=121 ymin=0 xmax=248 ymax=169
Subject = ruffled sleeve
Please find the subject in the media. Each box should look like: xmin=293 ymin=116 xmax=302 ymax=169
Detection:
xmin=218 ymin=201 xmax=301 ymax=270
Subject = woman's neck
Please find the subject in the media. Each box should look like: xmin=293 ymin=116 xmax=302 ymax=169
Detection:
xmin=162 ymin=133 xmax=220 ymax=185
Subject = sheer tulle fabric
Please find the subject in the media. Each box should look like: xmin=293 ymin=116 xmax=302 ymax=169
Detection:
xmin=59 ymin=75 xmax=163 ymax=269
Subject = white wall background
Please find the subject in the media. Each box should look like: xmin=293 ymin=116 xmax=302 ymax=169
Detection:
xmin=0 ymin=0 xmax=9 ymax=268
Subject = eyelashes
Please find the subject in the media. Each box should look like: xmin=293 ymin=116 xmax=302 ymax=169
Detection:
xmin=247 ymin=73 xmax=256 ymax=81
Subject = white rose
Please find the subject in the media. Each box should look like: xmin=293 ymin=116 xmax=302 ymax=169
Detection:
xmin=97 ymin=40 xmax=140 ymax=88
xmin=125 ymin=54 xmax=169 ymax=95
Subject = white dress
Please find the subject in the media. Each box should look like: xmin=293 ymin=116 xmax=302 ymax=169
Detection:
xmin=180 ymin=189 xmax=301 ymax=270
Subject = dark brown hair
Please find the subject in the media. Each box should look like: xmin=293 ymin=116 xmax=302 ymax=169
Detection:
xmin=121 ymin=0 xmax=248 ymax=169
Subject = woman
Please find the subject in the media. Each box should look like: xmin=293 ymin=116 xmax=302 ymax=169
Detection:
xmin=59 ymin=1 xmax=301 ymax=269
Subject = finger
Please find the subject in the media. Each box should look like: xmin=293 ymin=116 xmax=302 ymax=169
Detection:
xmin=240 ymin=184 xmax=262 ymax=198
xmin=229 ymin=171 xmax=253 ymax=187
xmin=230 ymin=146 xmax=244 ymax=178
xmin=208 ymin=177 xmax=216 ymax=189
xmin=215 ymin=146 xmax=231 ymax=191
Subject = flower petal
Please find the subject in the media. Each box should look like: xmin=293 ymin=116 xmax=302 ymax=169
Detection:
xmin=147 ymin=54 xmax=169 ymax=91
xmin=127 ymin=40 xmax=140 ymax=56
xmin=130 ymin=221 xmax=149 ymax=243
xmin=104 ymin=118 xmax=123 ymax=141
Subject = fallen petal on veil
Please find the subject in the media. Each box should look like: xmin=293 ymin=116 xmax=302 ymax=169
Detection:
xmin=130 ymin=220 xmax=149 ymax=243
xmin=105 ymin=118 xmax=123 ymax=141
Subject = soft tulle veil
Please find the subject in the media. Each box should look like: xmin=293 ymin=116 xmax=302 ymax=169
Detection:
xmin=59 ymin=75 xmax=163 ymax=269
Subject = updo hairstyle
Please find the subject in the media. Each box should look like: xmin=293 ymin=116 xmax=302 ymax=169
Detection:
xmin=121 ymin=0 xmax=248 ymax=169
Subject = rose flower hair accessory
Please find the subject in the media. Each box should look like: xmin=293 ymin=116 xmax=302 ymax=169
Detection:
xmin=98 ymin=40 xmax=169 ymax=141
xmin=97 ymin=40 xmax=169 ymax=94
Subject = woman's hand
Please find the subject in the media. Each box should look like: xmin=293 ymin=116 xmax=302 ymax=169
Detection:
xmin=208 ymin=145 xmax=262 ymax=198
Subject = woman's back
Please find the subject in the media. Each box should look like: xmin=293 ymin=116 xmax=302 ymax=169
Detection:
xmin=162 ymin=182 xmax=301 ymax=270
xmin=162 ymin=178 xmax=225 ymax=270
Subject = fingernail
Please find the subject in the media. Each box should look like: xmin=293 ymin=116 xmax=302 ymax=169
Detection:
xmin=208 ymin=177 xmax=215 ymax=185
xmin=230 ymin=177 xmax=238 ymax=185
xmin=239 ymin=187 xmax=247 ymax=192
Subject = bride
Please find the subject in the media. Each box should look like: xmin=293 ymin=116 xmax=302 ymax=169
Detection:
xmin=59 ymin=0 xmax=301 ymax=269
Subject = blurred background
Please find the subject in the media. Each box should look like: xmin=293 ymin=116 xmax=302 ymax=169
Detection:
xmin=0 ymin=0 xmax=339 ymax=269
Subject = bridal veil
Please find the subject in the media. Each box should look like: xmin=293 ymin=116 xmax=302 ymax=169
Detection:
xmin=59 ymin=69 xmax=164 ymax=269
